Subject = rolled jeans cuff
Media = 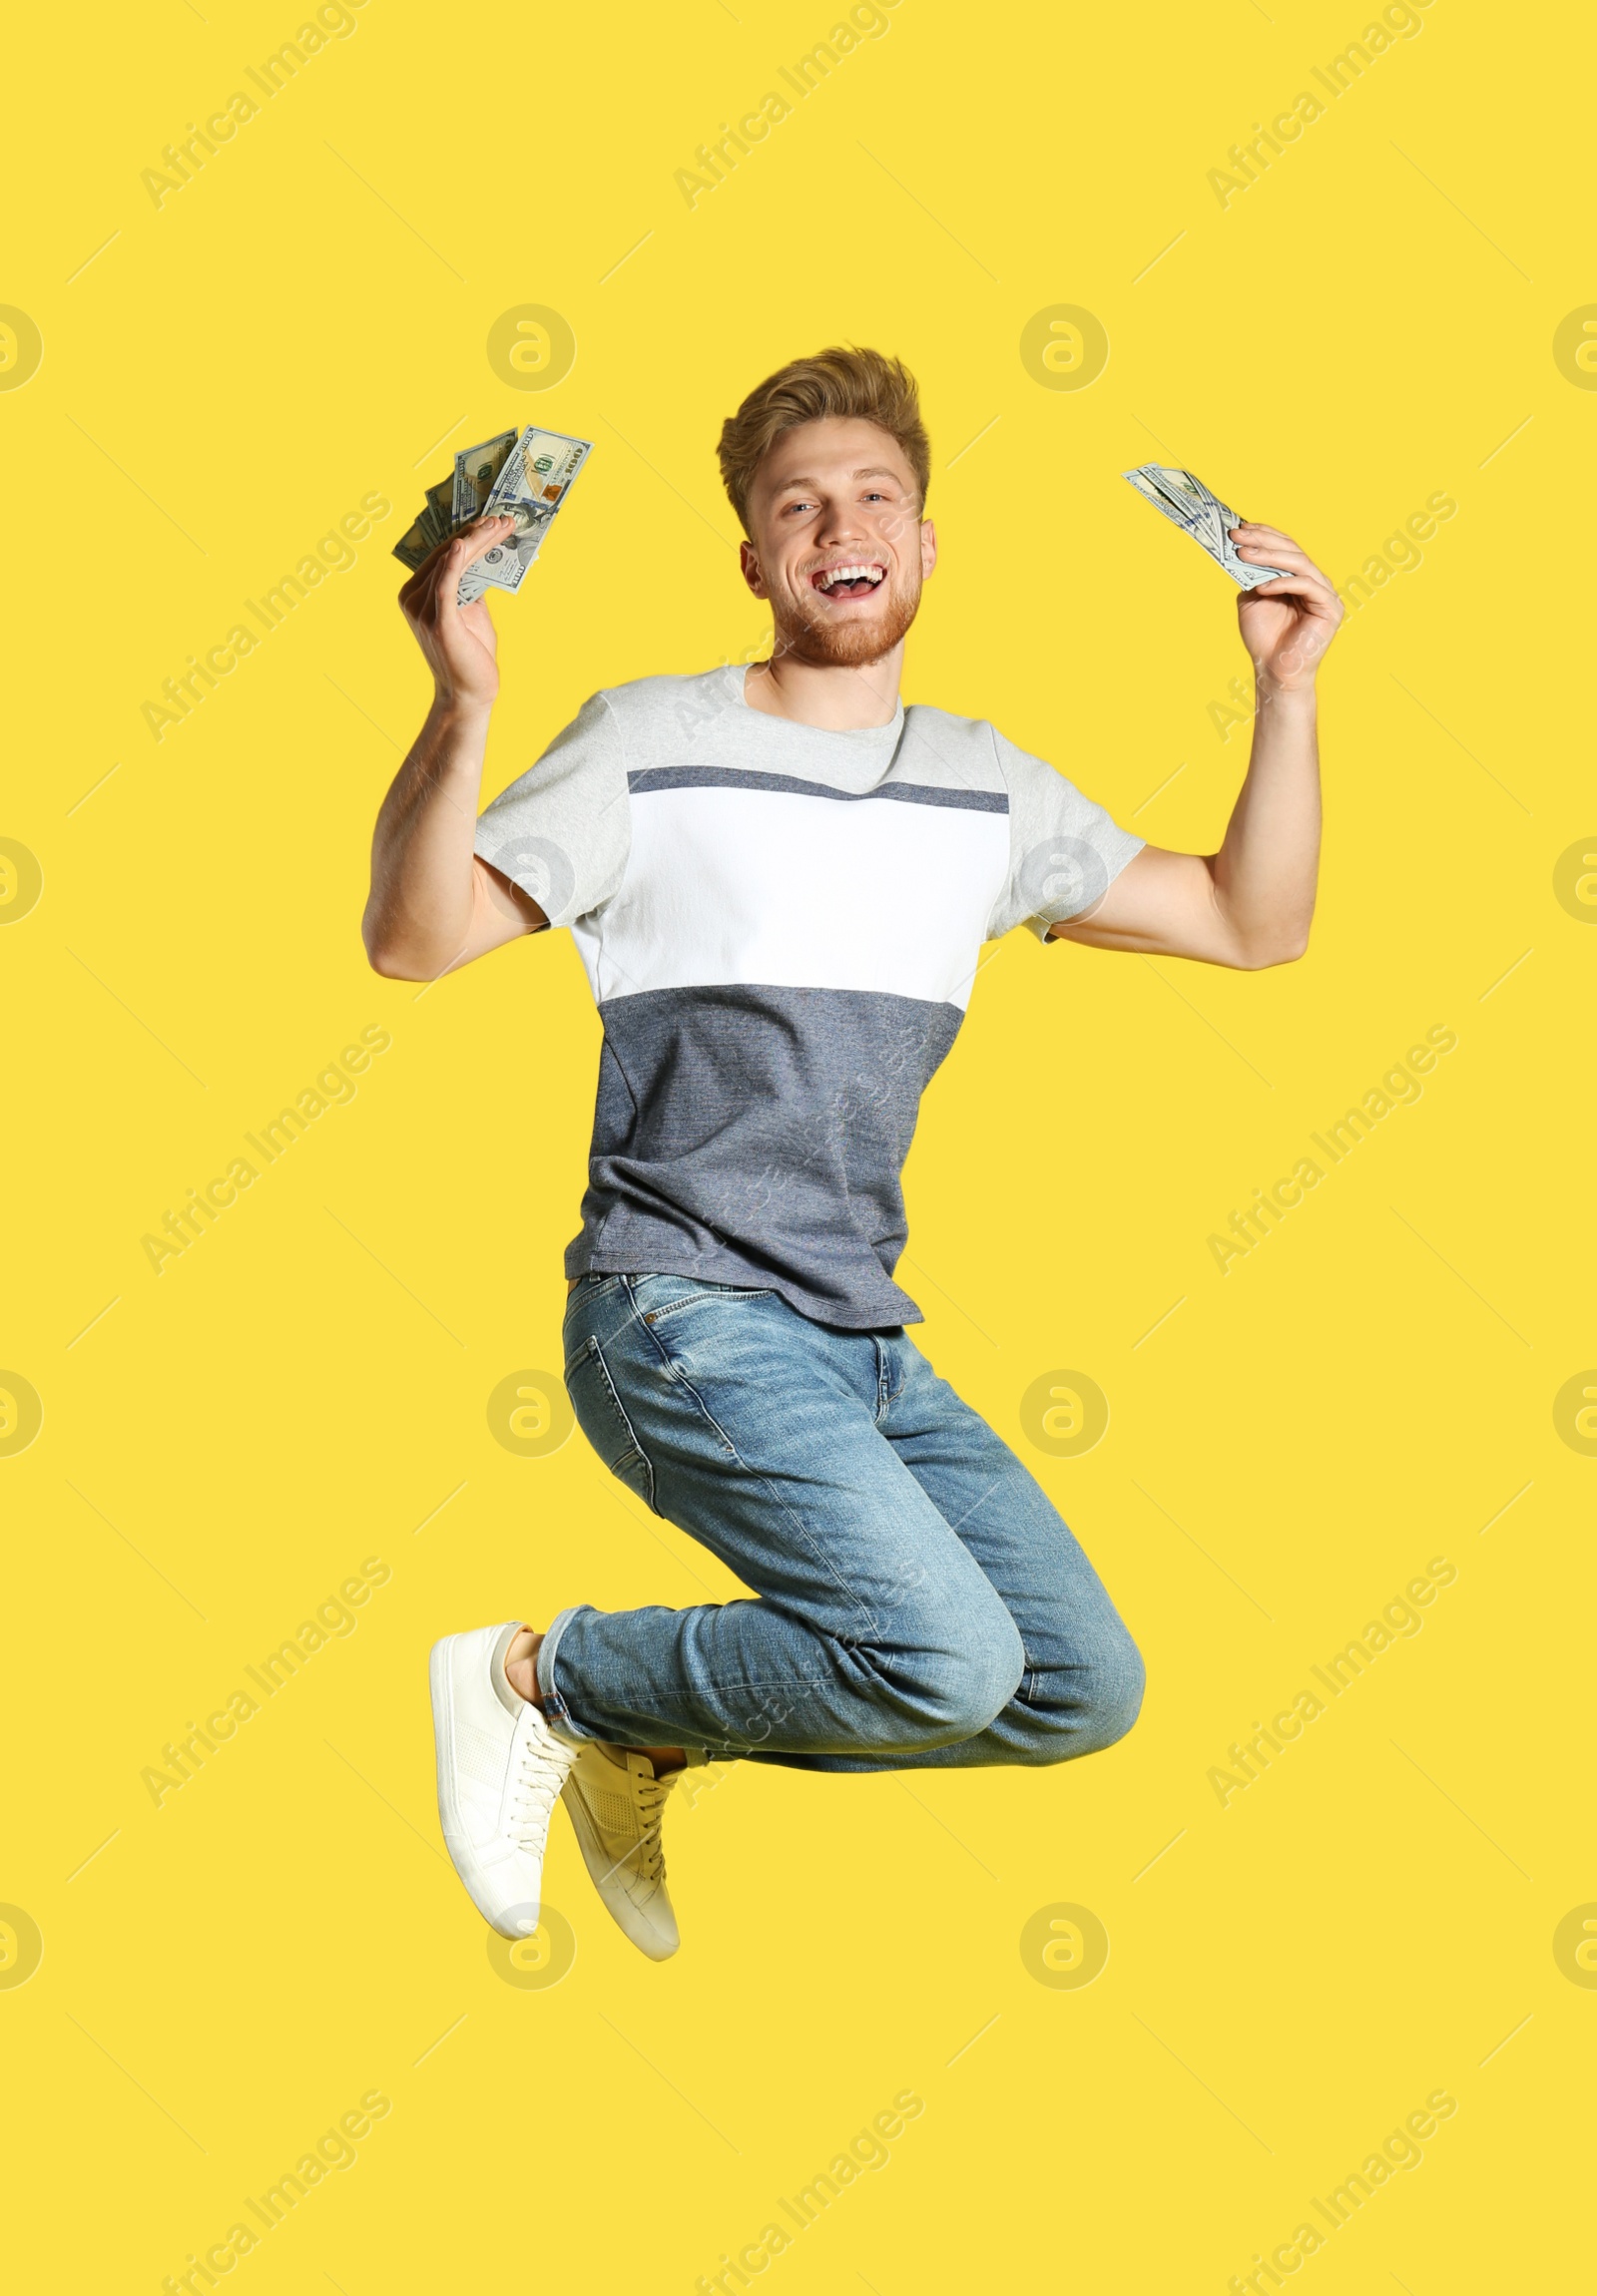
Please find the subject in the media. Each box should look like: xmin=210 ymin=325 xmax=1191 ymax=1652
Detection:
xmin=536 ymin=1603 xmax=712 ymax=1766
xmin=536 ymin=1604 xmax=598 ymax=1747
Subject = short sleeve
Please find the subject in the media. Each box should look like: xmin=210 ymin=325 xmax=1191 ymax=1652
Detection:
xmin=984 ymin=726 xmax=1145 ymax=942
xmin=473 ymin=690 xmax=631 ymax=930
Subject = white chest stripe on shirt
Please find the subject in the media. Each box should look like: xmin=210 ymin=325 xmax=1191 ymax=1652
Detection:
xmin=573 ymin=782 xmax=1011 ymax=1012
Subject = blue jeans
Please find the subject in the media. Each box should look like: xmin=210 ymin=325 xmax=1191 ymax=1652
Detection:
xmin=543 ymin=1273 xmax=1144 ymax=1770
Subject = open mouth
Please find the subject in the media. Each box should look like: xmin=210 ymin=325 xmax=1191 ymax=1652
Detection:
xmin=810 ymin=561 xmax=887 ymax=603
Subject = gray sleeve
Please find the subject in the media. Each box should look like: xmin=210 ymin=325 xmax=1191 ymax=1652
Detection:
xmin=472 ymin=690 xmax=631 ymax=930
xmin=984 ymin=724 xmax=1145 ymax=942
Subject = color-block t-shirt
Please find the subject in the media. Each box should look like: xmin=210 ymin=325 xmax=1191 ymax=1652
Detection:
xmin=474 ymin=665 xmax=1143 ymax=1328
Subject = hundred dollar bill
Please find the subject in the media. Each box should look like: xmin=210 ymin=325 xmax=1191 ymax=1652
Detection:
xmin=391 ymin=421 xmax=595 ymax=597
xmin=420 ymin=476 xmax=455 ymax=550
xmin=456 ymin=523 xmax=546 ymax=605
xmin=456 ymin=425 xmax=594 ymax=601
xmin=394 ymin=459 xmax=512 ymax=573
xmin=1123 ymin=465 xmax=1291 ymax=589
xmin=392 ymin=514 xmax=433 ymax=572
xmin=452 ymin=428 xmax=517 ymax=526
xmin=484 ymin=426 xmax=593 ymax=536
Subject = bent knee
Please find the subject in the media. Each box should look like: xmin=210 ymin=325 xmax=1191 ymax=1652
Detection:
xmin=939 ymin=1624 xmax=1028 ymax=1739
xmin=855 ymin=1605 xmax=1026 ymax=1744
xmin=1011 ymin=1631 xmax=1146 ymax=1765
xmin=1084 ymin=1633 xmax=1146 ymax=1749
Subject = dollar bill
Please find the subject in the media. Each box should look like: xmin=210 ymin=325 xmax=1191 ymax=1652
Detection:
xmin=456 ymin=523 xmax=545 ymax=605
xmin=452 ymin=428 xmax=517 ymax=526
xmin=392 ymin=514 xmax=432 ymax=572
xmin=401 ymin=473 xmax=478 ymax=566
xmin=420 ymin=477 xmax=455 ymax=549
xmin=391 ymin=422 xmax=594 ymax=601
xmin=484 ymin=427 xmax=592 ymax=535
xmin=460 ymin=425 xmax=592 ymax=600
xmin=1123 ymin=465 xmax=1292 ymax=589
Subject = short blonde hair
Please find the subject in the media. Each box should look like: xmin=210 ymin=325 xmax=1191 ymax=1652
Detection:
xmin=717 ymin=345 xmax=930 ymax=536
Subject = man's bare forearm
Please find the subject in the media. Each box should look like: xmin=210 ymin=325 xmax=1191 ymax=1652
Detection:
xmin=364 ymin=513 xmax=531 ymax=981
xmin=362 ymin=699 xmax=493 ymax=977
xmin=1209 ymin=683 xmax=1321 ymax=964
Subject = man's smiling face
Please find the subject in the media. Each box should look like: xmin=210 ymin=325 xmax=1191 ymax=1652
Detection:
xmin=740 ymin=416 xmax=937 ymax=669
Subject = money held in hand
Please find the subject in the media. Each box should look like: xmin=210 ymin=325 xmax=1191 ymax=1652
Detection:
xmin=1122 ymin=465 xmax=1292 ymax=589
xmin=393 ymin=424 xmax=594 ymax=603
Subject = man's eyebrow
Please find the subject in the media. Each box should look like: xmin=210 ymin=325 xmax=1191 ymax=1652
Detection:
xmin=774 ymin=466 xmax=906 ymax=492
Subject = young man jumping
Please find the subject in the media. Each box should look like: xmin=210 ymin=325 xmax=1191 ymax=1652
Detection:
xmin=363 ymin=347 xmax=1341 ymax=1959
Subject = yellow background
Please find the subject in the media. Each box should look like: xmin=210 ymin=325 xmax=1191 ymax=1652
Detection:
xmin=4 ymin=0 xmax=1591 ymax=2286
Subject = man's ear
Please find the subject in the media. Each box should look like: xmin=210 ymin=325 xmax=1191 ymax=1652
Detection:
xmin=919 ymin=518 xmax=938 ymax=579
xmin=740 ymin=539 xmax=768 ymax=597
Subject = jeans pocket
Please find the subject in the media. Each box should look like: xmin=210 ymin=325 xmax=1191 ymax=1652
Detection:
xmin=635 ymin=1279 xmax=777 ymax=1331
xmin=565 ymin=1336 xmax=658 ymax=1514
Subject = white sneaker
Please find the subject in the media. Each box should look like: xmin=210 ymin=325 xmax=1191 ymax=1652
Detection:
xmin=562 ymin=1743 xmax=682 ymax=1961
xmin=429 ymin=1621 xmax=576 ymax=1939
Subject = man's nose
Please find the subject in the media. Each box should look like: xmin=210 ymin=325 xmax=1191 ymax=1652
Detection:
xmin=813 ymin=498 xmax=867 ymax=547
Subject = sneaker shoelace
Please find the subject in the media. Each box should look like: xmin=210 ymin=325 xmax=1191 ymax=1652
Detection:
xmin=510 ymin=1736 xmax=573 ymax=1853
xmin=632 ymin=1771 xmax=678 ymax=1884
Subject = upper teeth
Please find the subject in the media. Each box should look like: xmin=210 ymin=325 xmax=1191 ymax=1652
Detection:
xmin=818 ymin=564 xmax=883 ymax=589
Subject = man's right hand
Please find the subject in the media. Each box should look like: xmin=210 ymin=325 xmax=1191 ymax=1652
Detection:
xmin=398 ymin=514 xmax=516 ymax=714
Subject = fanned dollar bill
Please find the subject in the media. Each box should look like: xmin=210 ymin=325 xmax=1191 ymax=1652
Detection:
xmin=483 ymin=428 xmax=591 ymax=532
xmin=392 ymin=513 xmax=432 ymax=572
xmin=392 ymin=423 xmax=594 ymax=604
xmin=420 ymin=477 xmax=454 ymax=551
xmin=461 ymin=426 xmax=593 ymax=601
xmin=452 ymin=428 xmax=516 ymax=525
xmin=1123 ymin=465 xmax=1291 ymax=589
xmin=456 ymin=524 xmax=545 ymax=606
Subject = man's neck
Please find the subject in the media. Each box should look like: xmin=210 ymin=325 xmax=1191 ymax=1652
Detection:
xmin=740 ymin=646 xmax=902 ymax=731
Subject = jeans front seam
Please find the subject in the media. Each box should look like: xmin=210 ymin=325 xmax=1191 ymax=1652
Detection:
xmin=628 ymin=1302 xmax=897 ymax=1648
xmin=629 ymin=1286 xmax=743 ymax=1456
xmin=583 ymin=1333 xmax=661 ymax=1514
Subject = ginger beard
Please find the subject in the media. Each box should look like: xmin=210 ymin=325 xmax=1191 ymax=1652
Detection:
xmin=765 ymin=544 xmax=924 ymax=669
